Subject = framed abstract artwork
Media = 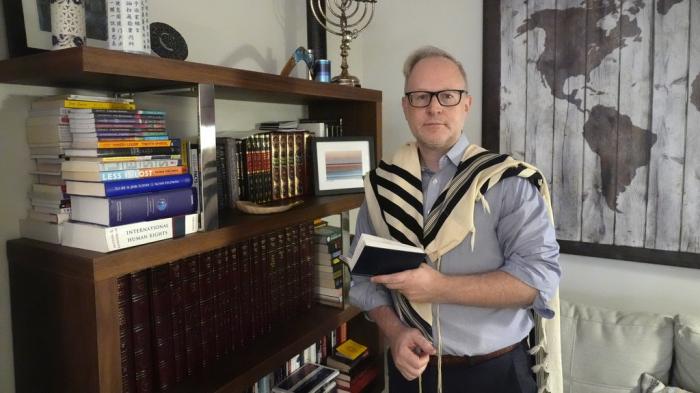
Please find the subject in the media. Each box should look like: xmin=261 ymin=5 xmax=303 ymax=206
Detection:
xmin=311 ymin=137 xmax=375 ymax=196
xmin=483 ymin=0 xmax=699 ymax=269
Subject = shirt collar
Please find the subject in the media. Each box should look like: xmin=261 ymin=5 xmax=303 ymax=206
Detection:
xmin=421 ymin=132 xmax=470 ymax=173
xmin=445 ymin=132 xmax=470 ymax=166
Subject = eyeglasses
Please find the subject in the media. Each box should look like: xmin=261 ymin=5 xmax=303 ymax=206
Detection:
xmin=404 ymin=90 xmax=467 ymax=108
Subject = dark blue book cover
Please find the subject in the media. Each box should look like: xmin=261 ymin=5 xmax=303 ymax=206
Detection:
xmin=108 ymin=188 xmax=197 ymax=226
xmin=105 ymin=173 xmax=192 ymax=197
xmin=349 ymin=234 xmax=426 ymax=276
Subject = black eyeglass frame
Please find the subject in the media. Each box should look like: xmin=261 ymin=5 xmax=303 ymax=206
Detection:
xmin=404 ymin=89 xmax=469 ymax=108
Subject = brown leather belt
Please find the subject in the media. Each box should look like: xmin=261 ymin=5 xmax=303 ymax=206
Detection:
xmin=428 ymin=342 xmax=520 ymax=367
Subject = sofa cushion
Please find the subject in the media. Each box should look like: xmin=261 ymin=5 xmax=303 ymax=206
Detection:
xmin=561 ymin=300 xmax=674 ymax=393
xmin=671 ymin=314 xmax=700 ymax=392
xmin=640 ymin=373 xmax=693 ymax=393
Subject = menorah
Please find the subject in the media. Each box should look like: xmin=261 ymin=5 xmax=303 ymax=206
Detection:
xmin=309 ymin=0 xmax=378 ymax=87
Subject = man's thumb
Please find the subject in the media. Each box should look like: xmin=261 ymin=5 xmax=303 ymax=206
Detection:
xmin=414 ymin=335 xmax=436 ymax=355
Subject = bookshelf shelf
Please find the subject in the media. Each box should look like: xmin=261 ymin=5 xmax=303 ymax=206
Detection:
xmin=4 ymin=48 xmax=383 ymax=393
xmin=170 ymin=305 xmax=361 ymax=393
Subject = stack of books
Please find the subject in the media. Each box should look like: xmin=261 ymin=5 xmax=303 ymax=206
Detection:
xmin=326 ymin=340 xmax=377 ymax=393
xmin=52 ymin=96 xmax=199 ymax=252
xmin=19 ymin=94 xmax=134 ymax=243
xmin=313 ymin=225 xmax=344 ymax=308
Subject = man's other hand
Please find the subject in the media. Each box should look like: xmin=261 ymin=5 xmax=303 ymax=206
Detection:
xmin=371 ymin=264 xmax=444 ymax=303
xmin=389 ymin=325 xmax=436 ymax=380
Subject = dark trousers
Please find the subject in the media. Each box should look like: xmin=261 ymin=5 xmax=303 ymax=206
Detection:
xmin=387 ymin=343 xmax=537 ymax=393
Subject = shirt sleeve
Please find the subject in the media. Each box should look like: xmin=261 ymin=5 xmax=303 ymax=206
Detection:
xmin=491 ymin=177 xmax=561 ymax=318
xmin=347 ymin=201 xmax=393 ymax=311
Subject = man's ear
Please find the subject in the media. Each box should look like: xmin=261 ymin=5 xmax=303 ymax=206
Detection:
xmin=401 ymin=95 xmax=410 ymax=116
xmin=462 ymin=95 xmax=473 ymax=113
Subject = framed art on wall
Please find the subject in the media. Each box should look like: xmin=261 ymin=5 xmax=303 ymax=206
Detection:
xmin=311 ymin=137 xmax=375 ymax=196
xmin=2 ymin=0 xmax=107 ymax=57
xmin=482 ymin=0 xmax=700 ymax=269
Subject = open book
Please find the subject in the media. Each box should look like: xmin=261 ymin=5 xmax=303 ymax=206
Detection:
xmin=347 ymin=233 xmax=426 ymax=276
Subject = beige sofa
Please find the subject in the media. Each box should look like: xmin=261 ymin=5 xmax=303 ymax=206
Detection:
xmin=560 ymin=300 xmax=700 ymax=393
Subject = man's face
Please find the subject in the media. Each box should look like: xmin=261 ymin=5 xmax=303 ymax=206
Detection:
xmin=402 ymin=57 xmax=472 ymax=154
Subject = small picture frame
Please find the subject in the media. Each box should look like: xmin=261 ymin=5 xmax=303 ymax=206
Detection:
xmin=311 ymin=137 xmax=375 ymax=196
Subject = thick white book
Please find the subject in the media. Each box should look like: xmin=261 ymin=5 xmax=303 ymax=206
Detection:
xmin=348 ymin=233 xmax=426 ymax=276
xmin=61 ymin=213 xmax=199 ymax=253
xmin=19 ymin=219 xmax=63 ymax=244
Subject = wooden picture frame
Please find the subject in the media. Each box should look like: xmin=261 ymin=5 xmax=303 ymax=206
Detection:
xmin=482 ymin=0 xmax=700 ymax=269
xmin=311 ymin=137 xmax=375 ymax=196
xmin=2 ymin=0 xmax=108 ymax=57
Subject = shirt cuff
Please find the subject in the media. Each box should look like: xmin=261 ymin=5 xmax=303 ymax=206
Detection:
xmin=500 ymin=259 xmax=557 ymax=319
xmin=349 ymin=276 xmax=393 ymax=312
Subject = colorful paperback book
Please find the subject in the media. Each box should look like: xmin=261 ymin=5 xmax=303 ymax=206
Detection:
xmin=61 ymin=213 xmax=199 ymax=252
xmin=62 ymin=158 xmax=181 ymax=172
xmin=65 ymin=173 xmax=192 ymax=197
xmin=334 ymin=339 xmax=368 ymax=361
xmin=272 ymin=363 xmax=339 ymax=393
xmin=63 ymin=166 xmax=187 ymax=182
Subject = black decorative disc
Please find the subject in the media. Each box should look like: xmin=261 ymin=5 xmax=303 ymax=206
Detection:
xmin=150 ymin=22 xmax=188 ymax=60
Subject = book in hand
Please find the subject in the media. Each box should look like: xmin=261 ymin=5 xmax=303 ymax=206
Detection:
xmin=347 ymin=234 xmax=426 ymax=276
xmin=272 ymin=363 xmax=339 ymax=393
xmin=61 ymin=213 xmax=199 ymax=252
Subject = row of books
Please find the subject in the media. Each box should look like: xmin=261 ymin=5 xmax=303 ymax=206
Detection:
xmin=118 ymin=222 xmax=315 ymax=393
xmin=246 ymin=322 xmax=351 ymax=393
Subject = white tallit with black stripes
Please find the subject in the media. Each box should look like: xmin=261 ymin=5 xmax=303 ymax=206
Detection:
xmin=364 ymin=141 xmax=563 ymax=393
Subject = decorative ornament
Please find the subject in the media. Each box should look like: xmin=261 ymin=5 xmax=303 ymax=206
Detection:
xmin=149 ymin=22 xmax=188 ymax=60
xmin=50 ymin=0 xmax=86 ymax=50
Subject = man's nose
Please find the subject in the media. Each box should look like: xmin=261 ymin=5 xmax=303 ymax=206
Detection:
xmin=426 ymin=95 xmax=443 ymax=113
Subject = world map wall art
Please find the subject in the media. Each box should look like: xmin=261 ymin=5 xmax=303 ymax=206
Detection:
xmin=483 ymin=0 xmax=700 ymax=268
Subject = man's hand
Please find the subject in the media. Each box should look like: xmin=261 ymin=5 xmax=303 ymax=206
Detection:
xmin=371 ymin=264 xmax=445 ymax=303
xmin=389 ymin=325 xmax=436 ymax=380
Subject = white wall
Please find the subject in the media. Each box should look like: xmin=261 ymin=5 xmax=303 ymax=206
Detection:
xmin=1 ymin=1 xmax=699 ymax=392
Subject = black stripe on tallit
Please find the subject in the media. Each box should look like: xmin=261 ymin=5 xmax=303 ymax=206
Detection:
xmin=427 ymin=151 xmax=494 ymax=216
xmin=395 ymin=293 xmax=433 ymax=338
xmin=423 ymin=153 xmax=510 ymax=246
xmin=373 ymin=174 xmax=423 ymax=215
xmin=375 ymin=193 xmax=424 ymax=246
xmin=377 ymin=161 xmax=423 ymax=191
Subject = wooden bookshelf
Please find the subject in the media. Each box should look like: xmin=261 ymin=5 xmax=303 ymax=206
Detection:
xmin=4 ymin=48 xmax=383 ymax=393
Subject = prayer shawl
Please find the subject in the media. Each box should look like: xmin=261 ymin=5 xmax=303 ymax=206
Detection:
xmin=363 ymin=142 xmax=563 ymax=393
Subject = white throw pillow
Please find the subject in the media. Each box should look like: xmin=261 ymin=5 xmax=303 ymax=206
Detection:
xmin=561 ymin=300 xmax=674 ymax=393
xmin=640 ymin=372 xmax=693 ymax=393
xmin=671 ymin=314 xmax=700 ymax=393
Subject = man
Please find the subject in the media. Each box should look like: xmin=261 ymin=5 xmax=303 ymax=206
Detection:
xmin=348 ymin=46 xmax=561 ymax=393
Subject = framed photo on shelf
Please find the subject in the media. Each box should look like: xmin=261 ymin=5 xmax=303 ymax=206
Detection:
xmin=311 ymin=137 xmax=375 ymax=196
xmin=3 ymin=0 xmax=108 ymax=57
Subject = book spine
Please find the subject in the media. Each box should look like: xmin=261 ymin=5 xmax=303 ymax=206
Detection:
xmin=270 ymin=133 xmax=281 ymax=201
xmin=95 ymin=166 xmax=187 ymax=182
xmin=182 ymin=256 xmax=202 ymax=376
xmin=227 ymin=245 xmax=239 ymax=352
xmin=94 ymin=139 xmax=176 ymax=148
xmin=69 ymin=146 xmax=181 ymax=157
xmin=198 ymin=252 xmax=215 ymax=369
xmin=224 ymin=138 xmax=239 ymax=207
xmin=250 ymin=237 xmax=261 ymax=339
xmin=62 ymin=158 xmax=178 ymax=172
xmin=279 ymin=135 xmax=287 ymax=200
xmin=89 ymin=154 xmax=182 ymax=163
xmin=149 ymin=265 xmax=175 ymax=391
xmin=64 ymin=100 xmax=136 ymax=110
xmin=103 ymin=173 xmax=192 ymax=197
xmin=286 ymin=134 xmax=295 ymax=198
xmin=102 ymin=187 xmax=196 ymax=226
xmin=117 ymin=275 xmax=136 ymax=393
xmin=215 ymin=139 xmax=229 ymax=211
xmin=130 ymin=270 xmax=153 ymax=393
xmin=168 ymin=261 xmax=187 ymax=383
xmin=238 ymin=241 xmax=251 ymax=347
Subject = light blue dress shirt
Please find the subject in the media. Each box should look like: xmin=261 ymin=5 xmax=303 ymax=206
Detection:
xmin=348 ymin=132 xmax=561 ymax=356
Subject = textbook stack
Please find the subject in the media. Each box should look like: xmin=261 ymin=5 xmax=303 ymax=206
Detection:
xmin=313 ymin=225 xmax=344 ymax=308
xmin=55 ymin=96 xmax=199 ymax=252
xmin=19 ymin=94 xmax=134 ymax=243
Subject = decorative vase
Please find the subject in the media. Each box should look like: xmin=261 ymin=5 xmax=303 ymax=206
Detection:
xmin=107 ymin=0 xmax=151 ymax=54
xmin=50 ymin=0 xmax=86 ymax=50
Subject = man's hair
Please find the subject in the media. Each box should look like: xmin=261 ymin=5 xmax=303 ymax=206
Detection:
xmin=403 ymin=45 xmax=468 ymax=91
